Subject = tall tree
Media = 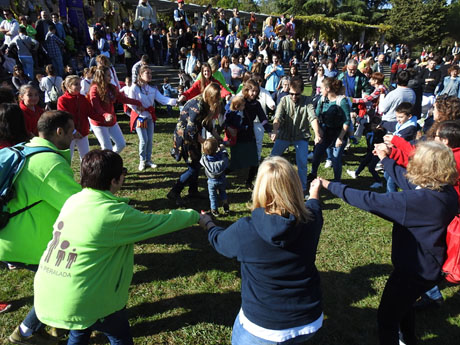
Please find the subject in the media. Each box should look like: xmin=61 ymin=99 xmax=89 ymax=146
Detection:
xmin=387 ymin=0 xmax=448 ymax=47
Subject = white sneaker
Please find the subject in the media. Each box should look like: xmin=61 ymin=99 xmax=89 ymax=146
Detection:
xmin=138 ymin=161 xmax=146 ymax=171
xmin=324 ymin=160 xmax=332 ymax=168
xmin=346 ymin=169 xmax=357 ymax=179
xmin=146 ymin=161 xmax=158 ymax=169
xmin=375 ymin=162 xmax=383 ymax=171
xmin=370 ymin=182 xmax=383 ymax=189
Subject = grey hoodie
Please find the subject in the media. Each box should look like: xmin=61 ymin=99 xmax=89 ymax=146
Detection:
xmin=200 ymin=149 xmax=228 ymax=180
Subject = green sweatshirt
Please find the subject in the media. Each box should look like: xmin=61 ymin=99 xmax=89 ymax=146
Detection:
xmin=0 ymin=137 xmax=81 ymax=264
xmin=34 ymin=188 xmax=199 ymax=329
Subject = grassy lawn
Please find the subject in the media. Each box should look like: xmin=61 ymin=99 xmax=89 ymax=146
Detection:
xmin=1 ymin=92 xmax=460 ymax=344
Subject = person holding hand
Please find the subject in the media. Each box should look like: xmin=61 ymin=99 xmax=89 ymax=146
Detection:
xmin=200 ymin=156 xmax=324 ymax=345
xmin=270 ymin=76 xmax=320 ymax=195
xmin=317 ymin=140 xmax=458 ymax=345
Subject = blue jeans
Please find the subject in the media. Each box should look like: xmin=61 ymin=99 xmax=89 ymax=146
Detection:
xmin=231 ymin=314 xmax=316 ymax=345
xmin=50 ymin=55 xmax=64 ymax=77
xmin=135 ymin=117 xmax=154 ymax=163
xmin=310 ymin=127 xmax=345 ymax=182
xmin=19 ymin=55 xmax=34 ymax=79
xmin=384 ymin=171 xmax=397 ymax=192
xmin=68 ymin=308 xmax=133 ymax=345
xmin=208 ymin=177 xmax=227 ymax=210
xmin=271 ymin=139 xmax=309 ymax=190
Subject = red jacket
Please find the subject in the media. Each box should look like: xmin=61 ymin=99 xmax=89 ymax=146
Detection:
xmin=182 ymin=77 xmax=231 ymax=101
xmin=57 ymin=91 xmax=104 ymax=137
xmin=390 ymin=135 xmax=460 ymax=203
xmin=88 ymin=84 xmax=142 ymax=127
xmin=19 ymin=101 xmax=44 ymax=136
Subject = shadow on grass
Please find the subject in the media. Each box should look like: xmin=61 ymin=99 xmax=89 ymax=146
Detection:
xmin=126 ymin=263 xmax=394 ymax=344
xmin=128 ymin=291 xmax=241 ymax=337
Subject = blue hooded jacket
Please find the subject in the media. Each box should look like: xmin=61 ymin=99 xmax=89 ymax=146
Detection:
xmin=208 ymin=199 xmax=323 ymax=330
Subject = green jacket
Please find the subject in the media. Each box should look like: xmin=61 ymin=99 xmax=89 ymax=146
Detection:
xmin=0 ymin=137 xmax=81 ymax=264
xmin=337 ymin=71 xmax=373 ymax=99
xmin=34 ymin=188 xmax=199 ymax=329
xmin=274 ymin=95 xmax=316 ymax=141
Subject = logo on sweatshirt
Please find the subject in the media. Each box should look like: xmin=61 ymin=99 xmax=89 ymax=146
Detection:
xmin=43 ymin=221 xmax=78 ymax=273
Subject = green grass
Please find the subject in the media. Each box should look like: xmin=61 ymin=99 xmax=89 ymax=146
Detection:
xmin=1 ymin=97 xmax=460 ymax=344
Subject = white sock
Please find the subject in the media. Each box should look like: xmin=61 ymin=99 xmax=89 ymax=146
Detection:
xmin=19 ymin=323 xmax=33 ymax=337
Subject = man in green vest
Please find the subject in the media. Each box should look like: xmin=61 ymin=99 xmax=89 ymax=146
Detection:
xmin=6 ymin=110 xmax=82 ymax=344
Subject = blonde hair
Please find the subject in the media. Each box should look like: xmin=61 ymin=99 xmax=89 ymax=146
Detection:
xmin=230 ymin=95 xmax=245 ymax=111
xmin=18 ymin=84 xmax=38 ymax=99
xmin=203 ymin=138 xmax=218 ymax=155
xmin=201 ymin=82 xmax=221 ymax=128
xmin=406 ymin=141 xmax=458 ymax=191
xmin=62 ymin=75 xmax=80 ymax=93
xmin=96 ymin=54 xmax=111 ymax=67
xmin=251 ymin=156 xmax=312 ymax=223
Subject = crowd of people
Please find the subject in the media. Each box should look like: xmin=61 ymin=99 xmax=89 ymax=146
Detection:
xmin=1 ymin=2 xmax=460 ymax=345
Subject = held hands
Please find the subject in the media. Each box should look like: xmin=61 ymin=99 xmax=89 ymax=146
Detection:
xmin=309 ymin=178 xmax=322 ymax=199
xmin=383 ymin=134 xmax=394 ymax=146
xmin=199 ymin=213 xmax=214 ymax=230
xmin=373 ymin=143 xmax=391 ymax=160
xmin=105 ymin=114 xmax=114 ymax=122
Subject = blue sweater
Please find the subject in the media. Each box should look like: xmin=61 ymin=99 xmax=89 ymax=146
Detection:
xmin=208 ymin=199 xmax=323 ymax=330
xmin=328 ymin=157 xmax=458 ymax=281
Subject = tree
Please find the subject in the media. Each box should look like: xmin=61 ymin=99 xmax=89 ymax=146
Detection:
xmin=386 ymin=0 xmax=449 ymax=47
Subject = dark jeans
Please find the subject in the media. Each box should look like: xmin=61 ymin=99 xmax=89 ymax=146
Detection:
xmin=356 ymin=152 xmax=381 ymax=182
xmin=377 ymin=270 xmax=436 ymax=345
xmin=173 ymin=159 xmax=201 ymax=194
xmin=310 ymin=127 xmax=344 ymax=181
xmin=67 ymin=308 xmax=133 ymax=345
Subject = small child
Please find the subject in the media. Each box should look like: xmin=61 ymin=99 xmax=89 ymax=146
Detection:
xmin=223 ymin=95 xmax=246 ymax=146
xmin=80 ymin=66 xmax=95 ymax=96
xmin=177 ymin=84 xmax=185 ymax=112
xmin=384 ymin=102 xmax=419 ymax=192
xmin=162 ymin=77 xmax=177 ymax=116
xmin=120 ymin=76 xmax=132 ymax=116
xmin=394 ymin=102 xmax=418 ymax=142
xmin=200 ymin=138 xmax=230 ymax=216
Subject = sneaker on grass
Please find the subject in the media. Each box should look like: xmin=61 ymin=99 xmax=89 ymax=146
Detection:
xmin=8 ymin=326 xmax=58 ymax=345
xmin=324 ymin=160 xmax=332 ymax=168
xmin=346 ymin=169 xmax=357 ymax=179
xmin=0 ymin=302 xmax=11 ymax=313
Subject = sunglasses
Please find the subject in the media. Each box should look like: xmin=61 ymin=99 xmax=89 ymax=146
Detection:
xmin=290 ymin=92 xmax=301 ymax=96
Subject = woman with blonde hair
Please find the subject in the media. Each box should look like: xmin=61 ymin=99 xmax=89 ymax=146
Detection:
xmin=168 ymin=83 xmax=222 ymax=206
xmin=129 ymin=65 xmax=177 ymax=171
xmin=88 ymin=66 xmax=143 ymax=153
xmin=199 ymin=156 xmax=324 ymax=345
xmin=318 ymin=140 xmax=459 ymax=345
xmin=58 ymin=75 xmax=107 ymax=160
